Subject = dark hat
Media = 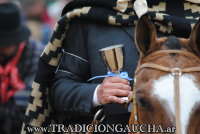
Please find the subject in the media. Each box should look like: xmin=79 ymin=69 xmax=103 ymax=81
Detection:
xmin=0 ymin=2 xmax=30 ymax=46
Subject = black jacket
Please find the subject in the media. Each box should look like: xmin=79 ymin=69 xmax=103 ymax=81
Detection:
xmin=50 ymin=18 xmax=139 ymax=124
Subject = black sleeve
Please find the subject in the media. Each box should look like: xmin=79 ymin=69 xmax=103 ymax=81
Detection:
xmin=50 ymin=19 xmax=99 ymax=116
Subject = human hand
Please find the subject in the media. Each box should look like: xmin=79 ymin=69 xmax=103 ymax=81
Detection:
xmin=97 ymin=76 xmax=132 ymax=105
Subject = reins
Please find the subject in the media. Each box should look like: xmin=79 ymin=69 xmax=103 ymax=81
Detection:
xmin=130 ymin=50 xmax=200 ymax=134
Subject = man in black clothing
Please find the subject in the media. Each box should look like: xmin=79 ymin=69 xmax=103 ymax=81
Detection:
xmin=22 ymin=0 xmax=200 ymax=134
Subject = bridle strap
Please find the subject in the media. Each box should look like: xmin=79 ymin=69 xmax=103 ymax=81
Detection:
xmin=127 ymin=79 xmax=140 ymax=134
xmin=133 ymin=87 xmax=140 ymax=134
xmin=132 ymin=79 xmax=139 ymax=125
xmin=136 ymin=63 xmax=171 ymax=74
xmin=136 ymin=63 xmax=200 ymax=75
xmin=174 ymin=72 xmax=182 ymax=134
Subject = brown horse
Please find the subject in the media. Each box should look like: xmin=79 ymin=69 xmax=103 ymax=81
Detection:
xmin=129 ymin=14 xmax=200 ymax=134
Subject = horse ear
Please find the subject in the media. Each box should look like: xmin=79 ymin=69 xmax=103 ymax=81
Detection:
xmin=135 ymin=14 xmax=157 ymax=56
xmin=189 ymin=19 xmax=200 ymax=57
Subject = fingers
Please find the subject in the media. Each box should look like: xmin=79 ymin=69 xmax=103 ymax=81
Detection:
xmin=107 ymin=76 xmax=130 ymax=85
xmin=97 ymin=76 xmax=132 ymax=105
xmin=107 ymin=96 xmax=125 ymax=104
xmin=106 ymin=89 xmax=131 ymax=97
xmin=106 ymin=83 xmax=131 ymax=91
xmin=99 ymin=91 xmax=133 ymax=104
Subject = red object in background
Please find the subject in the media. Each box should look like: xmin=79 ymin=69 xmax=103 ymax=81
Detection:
xmin=41 ymin=9 xmax=55 ymax=27
xmin=0 ymin=42 xmax=26 ymax=104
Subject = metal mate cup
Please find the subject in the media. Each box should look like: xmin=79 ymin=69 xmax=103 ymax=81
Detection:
xmin=99 ymin=44 xmax=124 ymax=74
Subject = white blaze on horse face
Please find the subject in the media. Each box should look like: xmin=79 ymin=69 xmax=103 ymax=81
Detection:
xmin=152 ymin=74 xmax=200 ymax=134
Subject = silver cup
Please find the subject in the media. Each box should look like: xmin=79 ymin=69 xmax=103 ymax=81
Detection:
xmin=99 ymin=44 xmax=128 ymax=102
xmin=99 ymin=44 xmax=124 ymax=74
xmin=99 ymin=44 xmax=128 ymax=101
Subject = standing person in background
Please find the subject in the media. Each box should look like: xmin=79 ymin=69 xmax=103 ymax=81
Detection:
xmin=0 ymin=2 xmax=44 ymax=134
xmin=20 ymin=0 xmax=53 ymax=45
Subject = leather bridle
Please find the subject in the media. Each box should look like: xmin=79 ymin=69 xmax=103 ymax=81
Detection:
xmin=131 ymin=50 xmax=200 ymax=134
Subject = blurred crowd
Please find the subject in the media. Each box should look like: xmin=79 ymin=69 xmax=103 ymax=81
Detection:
xmin=0 ymin=0 xmax=69 ymax=134
xmin=20 ymin=0 xmax=70 ymax=44
xmin=2 ymin=0 xmax=70 ymax=44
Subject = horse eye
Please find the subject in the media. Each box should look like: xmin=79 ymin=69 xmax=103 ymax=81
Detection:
xmin=138 ymin=98 xmax=148 ymax=108
xmin=136 ymin=90 xmax=150 ymax=108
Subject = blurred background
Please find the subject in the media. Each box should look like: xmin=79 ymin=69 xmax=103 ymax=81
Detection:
xmin=3 ymin=0 xmax=70 ymax=45
xmin=0 ymin=0 xmax=70 ymax=134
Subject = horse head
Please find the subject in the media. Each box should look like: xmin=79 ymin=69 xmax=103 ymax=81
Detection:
xmin=129 ymin=14 xmax=200 ymax=134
